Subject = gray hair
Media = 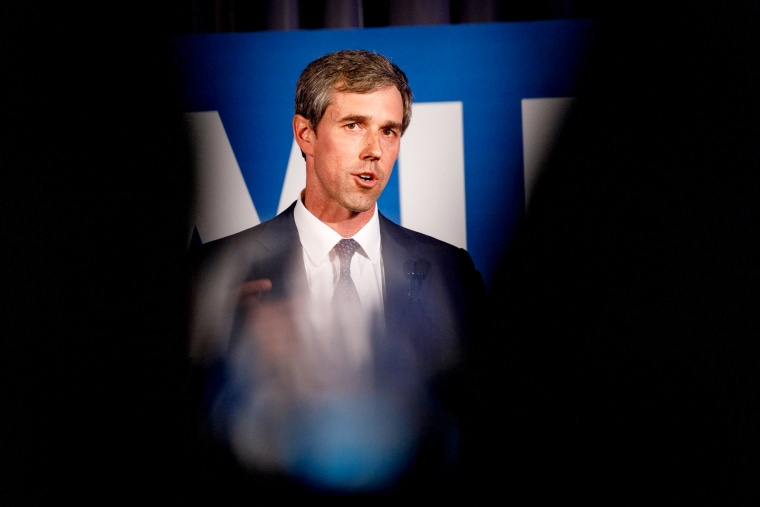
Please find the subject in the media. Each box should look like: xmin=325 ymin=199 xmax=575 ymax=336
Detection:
xmin=295 ymin=49 xmax=413 ymax=136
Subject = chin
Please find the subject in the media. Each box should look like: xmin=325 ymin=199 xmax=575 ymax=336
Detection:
xmin=347 ymin=205 xmax=374 ymax=214
xmin=345 ymin=198 xmax=377 ymax=214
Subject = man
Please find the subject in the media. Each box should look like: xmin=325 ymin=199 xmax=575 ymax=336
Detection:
xmin=189 ymin=49 xmax=487 ymax=498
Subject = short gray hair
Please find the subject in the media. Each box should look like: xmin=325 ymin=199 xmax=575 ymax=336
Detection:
xmin=294 ymin=49 xmax=413 ymax=135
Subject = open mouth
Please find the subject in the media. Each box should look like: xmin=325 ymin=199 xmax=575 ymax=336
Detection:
xmin=358 ymin=174 xmax=372 ymax=181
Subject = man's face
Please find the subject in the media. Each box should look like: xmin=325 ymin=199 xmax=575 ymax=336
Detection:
xmin=307 ymin=86 xmax=404 ymax=214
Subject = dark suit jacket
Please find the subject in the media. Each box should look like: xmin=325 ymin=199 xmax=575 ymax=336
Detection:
xmin=188 ymin=201 xmax=488 ymax=498
xmin=193 ymin=201 xmax=486 ymax=374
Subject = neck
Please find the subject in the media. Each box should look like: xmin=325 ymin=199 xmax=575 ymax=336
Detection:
xmin=301 ymin=192 xmax=374 ymax=238
xmin=328 ymin=213 xmax=373 ymax=238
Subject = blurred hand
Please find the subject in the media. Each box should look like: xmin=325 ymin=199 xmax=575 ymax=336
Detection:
xmin=238 ymin=278 xmax=273 ymax=303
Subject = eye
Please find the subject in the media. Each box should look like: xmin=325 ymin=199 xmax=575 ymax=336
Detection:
xmin=345 ymin=122 xmax=358 ymax=130
xmin=382 ymin=127 xmax=398 ymax=137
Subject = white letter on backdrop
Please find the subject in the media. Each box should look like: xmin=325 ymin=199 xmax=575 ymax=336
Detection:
xmin=398 ymin=102 xmax=467 ymax=249
xmin=183 ymin=111 xmax=260 ymax=244
xmin=278 ymin=140 xmax=307 ymax=214
xmin=521 ymin=97 xmax=575 ymax=209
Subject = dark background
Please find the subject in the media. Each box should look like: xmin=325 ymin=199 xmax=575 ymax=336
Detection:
xmin=166 ymin=0 xmax=605 ymax=33
xmin=3 ymin=0 xmax=759 ymax=503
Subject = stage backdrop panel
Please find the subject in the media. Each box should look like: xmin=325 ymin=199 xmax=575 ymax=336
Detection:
xmin=172 ymin=20 xmax=593 ymax=286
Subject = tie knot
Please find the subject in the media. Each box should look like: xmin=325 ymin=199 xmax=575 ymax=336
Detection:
xmin=334 ymin=238 xmax=360 ymax=264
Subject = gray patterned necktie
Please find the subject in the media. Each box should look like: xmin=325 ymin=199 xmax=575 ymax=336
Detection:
xmin=332 ymin=238 xmax=362 ymax=311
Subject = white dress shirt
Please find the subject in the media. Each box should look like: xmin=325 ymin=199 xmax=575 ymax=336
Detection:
xmin=293 ymin=196 xmax=385 ymax=372
xmin=293 ymin=196 xmax=385 ymax=316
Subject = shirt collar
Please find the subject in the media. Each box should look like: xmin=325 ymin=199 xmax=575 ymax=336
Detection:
xmin=294 ymin=195 xmax=382 ymax=263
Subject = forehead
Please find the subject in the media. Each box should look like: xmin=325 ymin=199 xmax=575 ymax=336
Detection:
xmin=325 ymin=86 xmax=403 ymax=120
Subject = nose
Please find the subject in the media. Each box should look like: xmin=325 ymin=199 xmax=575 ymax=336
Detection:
xmin=361 ymin=132 xmax=382 ymax=160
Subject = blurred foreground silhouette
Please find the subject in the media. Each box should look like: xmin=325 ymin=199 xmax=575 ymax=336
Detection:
xmin=492 ymin=1 xmax=760 ymax=503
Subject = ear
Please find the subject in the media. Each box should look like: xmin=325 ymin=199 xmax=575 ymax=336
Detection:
xmin=293 ymin=114 xmax=314 ymax=157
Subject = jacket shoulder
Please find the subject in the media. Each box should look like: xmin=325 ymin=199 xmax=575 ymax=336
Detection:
xmin=189 ymin=202 xmax=297 ymax=268
xmin=379 ymin=212 xmax=469 ymax=255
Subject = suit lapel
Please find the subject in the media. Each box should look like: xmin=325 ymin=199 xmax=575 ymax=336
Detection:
xmin=378 ymin=213 xmax=456 ymax=378
xmin=379 ymin=212 xmax=416 ymax=325
xmin=248 ymin=202 xmax=308 ymax=301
